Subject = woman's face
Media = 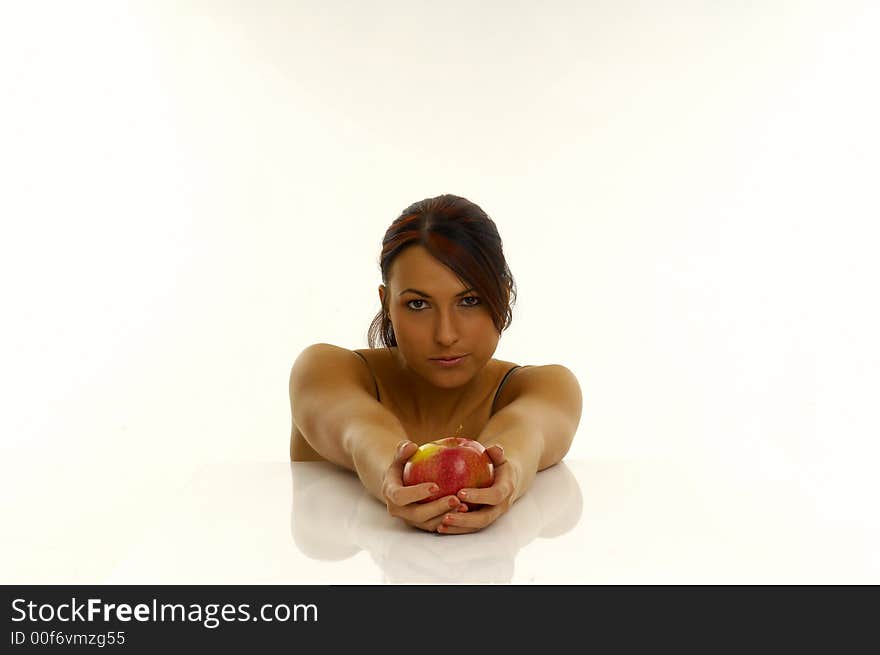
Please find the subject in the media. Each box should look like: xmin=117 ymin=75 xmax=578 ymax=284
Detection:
xmin=379 ymin=245 xmax=500 ymax=388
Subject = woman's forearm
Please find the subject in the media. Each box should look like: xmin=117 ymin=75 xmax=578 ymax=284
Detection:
xmin=344 ymin=420 xmax=408 ymax=502
xmin=477 ymin=390 xmax=574 ymax=502
xmin=480 ymin=428 xmax=543 ymax=503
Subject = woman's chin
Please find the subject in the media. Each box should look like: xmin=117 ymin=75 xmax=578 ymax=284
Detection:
xmin=426 ymin=366 xmax=477 ymax=387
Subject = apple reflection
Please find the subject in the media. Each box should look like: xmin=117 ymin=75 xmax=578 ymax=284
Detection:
xmin=289 ymin=460 xmax=583 ymax=583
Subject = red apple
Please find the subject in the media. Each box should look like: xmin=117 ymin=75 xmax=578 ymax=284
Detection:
xmin=402 ymin=437 xmax=494 ymax=506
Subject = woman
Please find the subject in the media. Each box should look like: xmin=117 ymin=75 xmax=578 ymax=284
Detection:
xmin=289 ymin=194 xmax=582 ymax=534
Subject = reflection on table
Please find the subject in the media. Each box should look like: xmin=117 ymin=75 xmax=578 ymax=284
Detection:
xmin=290 ymin=461 xmax=583 ymax=583
xmin=104 ymin=457 xmax=879 ymax=584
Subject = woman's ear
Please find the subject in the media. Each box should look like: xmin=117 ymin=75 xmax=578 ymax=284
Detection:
xmin=378 ymin=284 xmax=386 ymax=309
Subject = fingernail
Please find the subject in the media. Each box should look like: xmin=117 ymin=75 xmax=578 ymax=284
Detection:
xmin=458 ymin=490 xmax=468 ymax=499
xmin=448 ymin=497 xmax=459 ymax=507
xmin=430 ymin=485 xmax=439 ymax=494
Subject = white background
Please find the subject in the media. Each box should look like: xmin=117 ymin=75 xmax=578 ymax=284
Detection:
xmin=1 ymin=1 xmax=878 ymax=581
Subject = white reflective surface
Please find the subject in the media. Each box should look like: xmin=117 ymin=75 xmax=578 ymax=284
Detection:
xmin=3 ymin=0 xmax=879 ymax=588
xmin=91 ymin=458 xmax=879 ymax=584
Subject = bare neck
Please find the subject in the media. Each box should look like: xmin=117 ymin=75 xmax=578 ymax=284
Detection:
xmin=387 ymin=347 xmax=489 ymax=428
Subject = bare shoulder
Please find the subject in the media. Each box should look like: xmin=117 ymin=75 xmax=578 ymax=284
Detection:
xmin=493 ymin=363 xmax=582 ymax=414
xmin=350 ymin=346 xmax=388 ymax=365
xmin=289 ymin=343 xmax=375 ymax=397
xmin=350 ymin=346 xmax=397 ymax=363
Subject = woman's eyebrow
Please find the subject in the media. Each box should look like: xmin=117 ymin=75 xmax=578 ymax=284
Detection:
xmin=398 ymin=287 xmax=475 ymax=298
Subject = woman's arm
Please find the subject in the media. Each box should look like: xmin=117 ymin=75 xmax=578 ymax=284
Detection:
xmin=289 ymin=343 xmax=466 ymax=532
xmin=434 ymin=365 xmax=582 ymax=535
xmin=289 ymin=343 xmax=409 ymax=501
xmin=477 ymin=365 xmax=583 ymax=502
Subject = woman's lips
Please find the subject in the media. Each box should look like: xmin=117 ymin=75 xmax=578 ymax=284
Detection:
xmin=430 ymin=355 xmax=467 ymax=367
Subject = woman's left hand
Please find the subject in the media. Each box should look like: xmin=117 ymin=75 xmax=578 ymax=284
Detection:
xmin=437 ymin=445 xmax=519 ymax=534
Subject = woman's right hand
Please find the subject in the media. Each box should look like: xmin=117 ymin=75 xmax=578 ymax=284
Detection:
xmin=381 ymin=440 xmax=466 ymax=532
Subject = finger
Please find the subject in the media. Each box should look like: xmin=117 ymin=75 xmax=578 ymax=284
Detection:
xmin=437 ymin=507 xmax=492 ymax=534
xmin=382 ymin=443 xmax=415 ymax=496
xmin=383 ymin=464 xmax=404 ymax=492
xmin=395 ymin=440 xmax=418 ymax=464
xmin=403 ymin=507 xmax=450 ymax=533
xmin=457 ymin=478 xmax=514 ymax=507
xmin=485 ymin=444 xmax=506 ymax=465
xmin=419 ymin=495 xmax=463 ymax=521
xmin=404 ymin=521 xmax=430 ymax=532
xmin=384 ymin=441 xmax=420 ymax=500
xmin=439 ymin=503 xmax=504 ymax=531
xmin=390 ymin=481 xmax=439 ymax=507
xmin=406 ymin=518 xmax=442 ymax=533
xmin=419 ymin=514 xmax=447 ymax=533
xmin=438 ymin=523 xmax=479 ymax=535
xmin=402 ymin=495 xmax=463 ymax=524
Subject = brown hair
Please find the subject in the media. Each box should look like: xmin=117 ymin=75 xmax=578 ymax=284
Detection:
xmin=367 ymin=194 xmax=517 ymax=349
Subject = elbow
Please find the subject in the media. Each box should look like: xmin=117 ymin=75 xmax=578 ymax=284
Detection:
xmin=554 ymin=366 xmax=583 ymax=465
xmin=538 ymin=430 xmax=575 ymax=471
xmin=539 ymin=409 xmax=581 ymax=471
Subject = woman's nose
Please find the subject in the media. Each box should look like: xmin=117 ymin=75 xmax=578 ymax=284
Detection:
xmin=434 ymin=310 xmax=459 ymax=345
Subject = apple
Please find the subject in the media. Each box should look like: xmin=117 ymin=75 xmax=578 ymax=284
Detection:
xmin=402 ymin=437 xmax=494 ymax=507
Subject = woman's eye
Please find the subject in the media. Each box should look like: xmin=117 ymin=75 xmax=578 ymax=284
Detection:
xmin=405 ymin=297 xmax=481 ymax=311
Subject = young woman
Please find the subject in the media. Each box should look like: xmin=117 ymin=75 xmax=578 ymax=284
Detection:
xmin=289 ymin=194 xmax=582 ymax=534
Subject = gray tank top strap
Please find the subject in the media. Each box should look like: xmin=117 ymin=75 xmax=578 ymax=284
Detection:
xmin=491 ymin=364 xmax=527 ymax=415
xmin=352 ymin=350 xmax=381 ymax=402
